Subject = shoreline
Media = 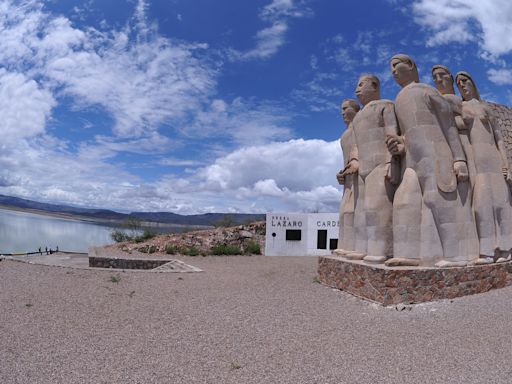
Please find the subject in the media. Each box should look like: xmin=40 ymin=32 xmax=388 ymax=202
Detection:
xmin=0 ymin=204 xmax=213 ymax=229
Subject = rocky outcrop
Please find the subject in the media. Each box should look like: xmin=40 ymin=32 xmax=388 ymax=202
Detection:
xmin=108 ymin=221 xmax=266 ymax=256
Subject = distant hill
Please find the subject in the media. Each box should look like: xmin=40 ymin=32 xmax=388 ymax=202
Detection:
xmin=130 ymin=212 xmax=265 ymax=226
xmin=0 ymin=194 xmax=265 ymax=226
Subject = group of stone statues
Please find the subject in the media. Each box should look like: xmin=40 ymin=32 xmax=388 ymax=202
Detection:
xmin=335 ymin=53 xmax=512 ymax=268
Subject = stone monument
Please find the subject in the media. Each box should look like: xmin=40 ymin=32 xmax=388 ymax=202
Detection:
xmin=318 ymin=53 xmax=512 ymax=304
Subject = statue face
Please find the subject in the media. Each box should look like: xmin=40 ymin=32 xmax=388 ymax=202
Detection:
xmin=457 ymin=75 xmax=477 ymax=101
xmin=390 ymin=58 xmax=414 ymax=87
xmin=432 ymin=68 xmax=453 ymax=95
xmin=341 ymin=101 xmax=358 ymax=125
xmin=355 ymin=77 xmax=377 ymax=105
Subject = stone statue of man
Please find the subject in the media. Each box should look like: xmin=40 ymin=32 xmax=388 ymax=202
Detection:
xmin=385 ymin=54 xmax=479 ymax=267
xmin=431 ymin=64 xmax=477 ymax=192
xmin=333 ymin=99 xmax=366 ymax=257
xmin=345 ymin=74 xmax=399 ymax=263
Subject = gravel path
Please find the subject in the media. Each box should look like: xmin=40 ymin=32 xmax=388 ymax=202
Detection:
xmin=1 ymin=256 xmax=512 ymax=384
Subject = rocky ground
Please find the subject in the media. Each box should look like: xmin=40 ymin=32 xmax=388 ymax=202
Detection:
xmin=105 ymin=221 xmax=266 ymax=257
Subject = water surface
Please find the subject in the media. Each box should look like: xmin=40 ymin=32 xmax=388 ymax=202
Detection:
xmin=0 ymin=209 xmax=114 ymax=253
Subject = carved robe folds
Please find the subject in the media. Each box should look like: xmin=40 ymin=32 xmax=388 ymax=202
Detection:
xmin=392 ymin=83 xmax=479 ymax=265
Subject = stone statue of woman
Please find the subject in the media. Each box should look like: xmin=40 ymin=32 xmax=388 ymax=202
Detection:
xmin=456 ymin=71 xmax=512 ymax=263
xmin=334 ymin=99 xmax=366 ymax=257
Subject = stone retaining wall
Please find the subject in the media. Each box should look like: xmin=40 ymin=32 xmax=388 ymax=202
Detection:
xmin=318 ymin=256 xmax=512 ymax=305
xmin=88 ymin=256 xmax=169 ymax=270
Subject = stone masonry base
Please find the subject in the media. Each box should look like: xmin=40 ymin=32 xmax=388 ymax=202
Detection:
xmin=318 ymin=255 xmax=512 ymax=305
xmin=88 ymin=256 xmax=169 ymax=270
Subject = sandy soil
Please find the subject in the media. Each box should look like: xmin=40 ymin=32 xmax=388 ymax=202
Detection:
xmin=1 ymin=256 xmax=512 ymax=384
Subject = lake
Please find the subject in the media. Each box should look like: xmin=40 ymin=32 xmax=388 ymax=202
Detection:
xmin=0 ymin=208 xmax=115 ymax=254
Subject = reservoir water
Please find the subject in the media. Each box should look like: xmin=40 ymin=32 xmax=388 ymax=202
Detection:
xmin=0 ymin=208 xmax=114 ymax=254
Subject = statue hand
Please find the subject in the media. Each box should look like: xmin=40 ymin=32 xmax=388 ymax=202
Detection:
xmin=345 ymin=159 xmax=359 ymax=174
xmin=454 ymin=160 xmax=469 ymax=182
xmin=503 ymin=168 xmax=512 ymax=184
xmin=336 ymin=171 xmax=345 ymax=185
xmin=385 ymin=135 xmax=405 ymax=156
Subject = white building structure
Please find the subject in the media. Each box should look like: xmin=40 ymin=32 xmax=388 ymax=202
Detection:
xmin=265 ymin=213 xmax=339 ymax=256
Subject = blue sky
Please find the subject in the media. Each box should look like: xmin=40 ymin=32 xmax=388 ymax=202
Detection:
xmin=2 ymin=0 xmax=512 ymax=214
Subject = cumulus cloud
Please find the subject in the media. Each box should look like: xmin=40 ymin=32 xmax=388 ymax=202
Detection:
xmin=0 ymin=0 xmax=318 ymax=214
xmin=412 ymin=0 xmax=512 ymax=58
xmin=185 ymin=97 xmax=293 ymax=146
xmin=487 ymin=68 xmax=512 ymax=85
xmin=0 ymin=0 xmax=217 ymax=140
xmin=231 ymin=0 xmax=312 ymax=61
xmin=0 ymin=69 xmax=55 ymax=141
xmin=180 ymin=139 xmax=344 ymax=213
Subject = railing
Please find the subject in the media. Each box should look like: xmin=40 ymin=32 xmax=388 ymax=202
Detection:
xmin=0 ymin=250 xmax=88 ymax=256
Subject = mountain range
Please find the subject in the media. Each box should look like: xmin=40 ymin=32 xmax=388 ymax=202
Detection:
xmin=0 ymin=194 xmax=265 ymax=226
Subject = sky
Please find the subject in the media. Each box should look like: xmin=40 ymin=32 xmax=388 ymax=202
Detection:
xmin=2 ymin=0 xmax=512 ymax=214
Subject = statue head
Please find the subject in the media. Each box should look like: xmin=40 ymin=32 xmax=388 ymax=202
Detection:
xmin=355 ymin=74 xmax=380 ymax=106
xmin=455 ymin=71 xmax=480 ymax=101
xmin=432 ymin=65 xmax=455 ymax=95
xmin=341 ymin=98 xmax=360 ymax=125
xmin=390 ymin=54 xmax=419 ymax=88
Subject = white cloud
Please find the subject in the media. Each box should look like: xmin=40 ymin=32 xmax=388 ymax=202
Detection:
xmin=231 ymin=0 xmax=311 ymax=61
xmin=184 ymin=139 xmax=343 ymax=212
xmin=0 ymin=69 xmax=55 ymax=141
xmin=186 ymin=97 xmax=294 ymax=146
xmin=0 ymin=0 xmax=217 ymax=140
xmin=0 ymin=0 xmax=319 ymax=214
xmin=487 ymin=68 xmax=512 ymax=85
xmin=412 ymin=0 xmax=512 ymax=58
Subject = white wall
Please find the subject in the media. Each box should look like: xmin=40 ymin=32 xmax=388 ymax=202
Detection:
xmin=265 ymin=213 xmax=339 ymax=256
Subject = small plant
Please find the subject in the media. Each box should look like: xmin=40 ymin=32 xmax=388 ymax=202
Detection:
xmin=110 ymin=275 xmax=121 ymax=283
xmin=147 ymin=245 xmax=157 ymax=254
xmin=244 ymin=241 xmax=261 ymax=255
xmin=214 ymin=215 xmax=235 ymax=228
xmin=25 ymin=303 xmax=33 ymax=308
xmin=134 ymin=229 xmax=156 ymax=243
xmin=111 ymin=230 xmax=131 ymax=243
xmin=182 ymin=246 xmax=200 ymax=256
xmin=312 ymin=276 xmax=321 ymax=284
xmin=211 ymin=244 xmax=241 ymax=255
xmin=230 ymin=362 xmax=242 ymax=371
xmin=165 ymin=244 xmax=177 ymax=254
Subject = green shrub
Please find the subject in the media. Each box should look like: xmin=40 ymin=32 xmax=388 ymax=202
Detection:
xmin=182 ymin=246 xmax=200 ymax=256
xmin=244 ymin=241 xmax=261 ymax=255
xmin=111 ymin=230 xmax=131 ymax=243
xmin=214 ymin=215 xmax=235 ymax=228
xmin=134 ymin=229 xmax=156 ymax=243
xmin=210 ymin=244 xmax=241 ymax=255
xmin=165 ymin=244 xmax=177 ymax=254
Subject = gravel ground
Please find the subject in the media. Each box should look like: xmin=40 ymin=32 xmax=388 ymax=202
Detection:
xmin=1 ymin=255 xmax=512 ymax=384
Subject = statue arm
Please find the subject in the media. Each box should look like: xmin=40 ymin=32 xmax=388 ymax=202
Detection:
xmin=434 ymin=94 xmax=466 ymax=161
xmin=337 ymin=144 xmax=359 ymax=184
xmin=382 ymin=102 xmax=402 ymax=184
xmin=430 ymin=92 xmax=468 ymax=181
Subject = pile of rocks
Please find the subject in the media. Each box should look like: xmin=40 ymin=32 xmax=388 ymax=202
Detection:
xmin=111 ymin=221 xmax=266 ymax=256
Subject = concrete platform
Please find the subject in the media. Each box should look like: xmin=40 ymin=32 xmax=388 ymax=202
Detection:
xmin=318 ymin=255 xmax=512 ymax=305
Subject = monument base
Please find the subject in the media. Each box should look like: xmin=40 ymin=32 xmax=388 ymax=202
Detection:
xmin=318 ymin=255 xmax=512 ymax=305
